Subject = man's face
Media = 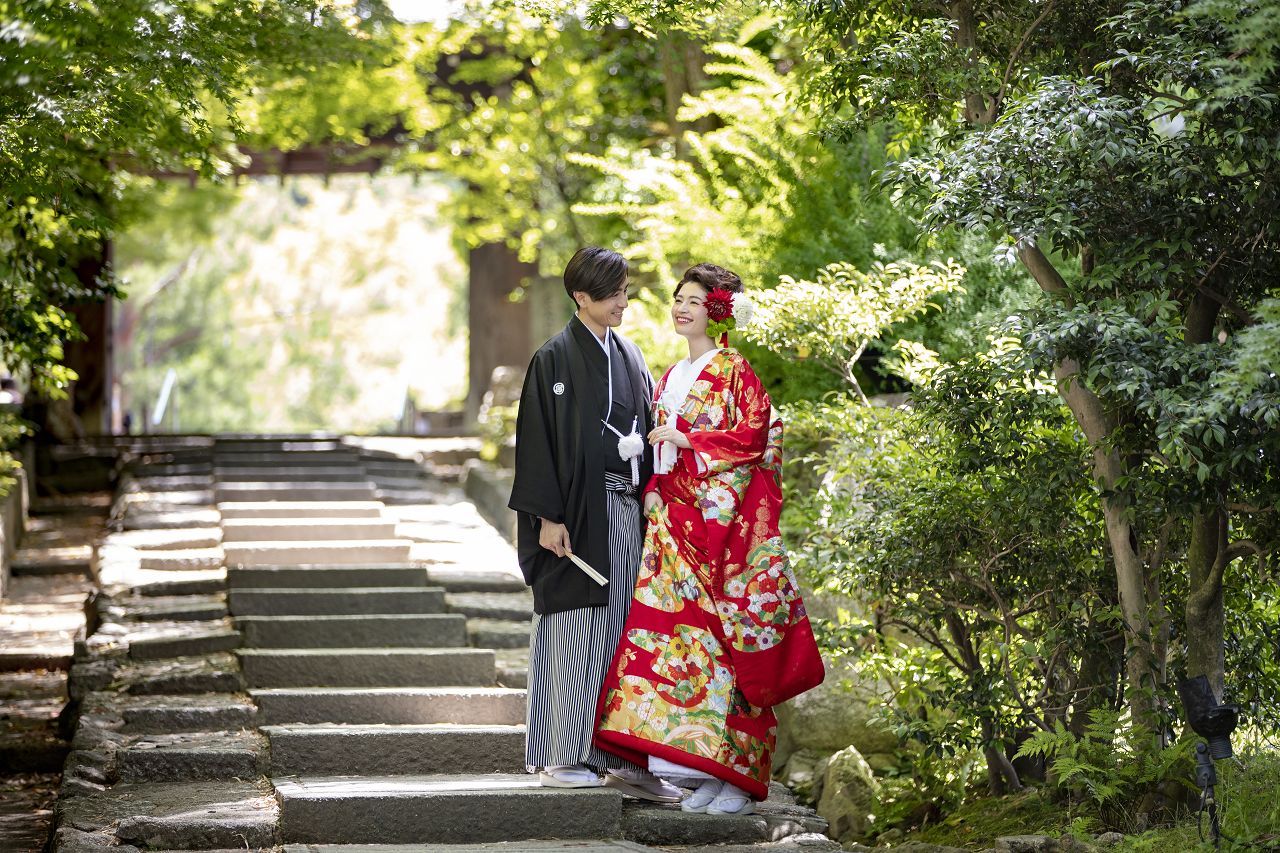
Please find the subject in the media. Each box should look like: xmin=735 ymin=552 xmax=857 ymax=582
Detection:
xmin=575 ymin=278 xmax=629 ymax=330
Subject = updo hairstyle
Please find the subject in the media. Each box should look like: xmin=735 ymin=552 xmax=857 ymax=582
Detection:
xmin=674 ymin=262 xmax=744 ymax=298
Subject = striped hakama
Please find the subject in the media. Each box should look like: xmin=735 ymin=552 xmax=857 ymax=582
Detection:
xmin=525 ymin=488 xmax=643 ymax=771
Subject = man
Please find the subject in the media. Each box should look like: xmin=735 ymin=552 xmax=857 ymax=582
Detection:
xmin=509 ymin=246 xmax=680 ymax=802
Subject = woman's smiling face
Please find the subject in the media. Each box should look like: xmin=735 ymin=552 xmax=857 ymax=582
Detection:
xmin=671 ymin=281 xmax=711 ymax=340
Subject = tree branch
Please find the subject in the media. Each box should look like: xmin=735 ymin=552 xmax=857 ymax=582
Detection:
xmin=1017 ymin=240 xmax=1073 ymax=306
xmin=1225 ymin=539 xmax=1264 ymax=562
xmin=1193 ymin=280 xmax=1256 ymax=327
xmin=1224 ymin=502 xmax=1271 ymax=513
xmin=993 ymin=0 xmax=1058 ymax=116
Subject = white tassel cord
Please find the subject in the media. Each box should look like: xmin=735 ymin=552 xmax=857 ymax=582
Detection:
xmin=603 ymin=416 xmax=643 ymax=487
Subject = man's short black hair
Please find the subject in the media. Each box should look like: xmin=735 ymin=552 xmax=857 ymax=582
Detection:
xmin=564 ymin=247 xmax=628 ymax=302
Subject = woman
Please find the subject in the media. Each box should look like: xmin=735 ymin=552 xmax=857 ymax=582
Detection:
xmin=594 ymin=263 xmax=823 ymax=816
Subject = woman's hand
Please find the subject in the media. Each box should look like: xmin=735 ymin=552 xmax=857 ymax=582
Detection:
xmin=648 ymin=423 xmax=692 ymax=449
xmin=539 ymin=518 xmax=572 ymax=557
xmin=643 ymin=492 xmax=664 ymax=514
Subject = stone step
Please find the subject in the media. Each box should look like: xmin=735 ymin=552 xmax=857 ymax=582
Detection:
xmin=468 ymin=619 xmax=531 ymax=649
xmin=122 ymin=508 xmax=222 ymax=532
xmin=263 ymin=723 xmax=526 ymax=776
xmin=126 ymin=626 xmax=243 ymax=660
xmin=235 ymin=614 xmax=468 ymax=648
xmin=110 ymin=528 xmax=223 ymax=550
xmin=116 ymin=731 xmax=267 ymax=782
xmin=362 ymin=457 xmax=424 ymax=470
xmin=214 ymin=446 xmax=350 ymax=459
xmin=223 ymin=539 xmax=412 ymax=567
xmin=63 ymin=780 xmax=277 ymax=850
xmin=272 ymin=786 xmax=828 ymax=848
xmin=250 ymin=687 xmax=526 ymax=726
xmin=11 ymin=546 xmax=92 ymax=576
xmin=496 ymin=649 xmax=530 ymax=690
xmin=131 ymin=463 xmax=214 ymax=477
xmin=623 ymin=799 xmax=830 ymax=847
xmin=111 ymin=654 xmax=244 ymax=696
xmin=368 ymin=476 xmax=432 ymax=491
xmin=237 ymin=648 xmax=495 ymax=688
xmin=446 ymin=592 xmax=535 ymax=622
xmin=136 ymin=547 xmax=225 ymax=572
xmin=135 ymin=475 xmax=215 ymax=491
xmin=216 ymin=466 xmax=369 ymax=482
xmin=216 ymin=483 xmax=377 ymax=503
xmin=133 ymin=577 xmax=228 ymax=597
xmin=83 ymin=692 xmax=257 ymax=733
xmin=215 ymin=437 xmax=342 ymax=448
xmin=380 ymin=488 xmax=458 ymax=505
xmin=280 ymin=843 xmax=657 ymax=853
xmin=221 ymin=518 xmax=400 ymax=542
xmin=229 ymin=587 xmax=445 ymax=616
xmin=118 ymin=595 xmax=228 ymax=623
xmin=274 ymin=775 xmax=622 ymax=844
xmin=227 ymin=564 xmax=427 ymax=589
xmin=218 ymin=500 xmax=385 ymax=519
xmin=426 ymin=568 xmax=527 ymax=593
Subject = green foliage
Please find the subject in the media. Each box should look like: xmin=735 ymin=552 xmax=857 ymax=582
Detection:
xmin=794 ymin=352 xmax=1117 ymax=758
xmin=0 ymin=0 xmax=381 ymax=393
xmin=782 ymin=0 xmax=1115 ymax=140
xmin=744 ymin=259 xmax=965 ymax=401
xmin=115 ymin=180 xmax=270 ymax=432
xmin=416 ymin=1 xmax=666 ymax=270
xmin=116 ymin=174 xmax=464 ymax=433
xmin=1016 ymin=711 xmax=1195 ymax=821
xmin=1210 ymin=299 xmax=1280 ymax=425
xmin=570 ymin=40 xmax=919 ymax=286
xmin=1185 ymin=0 xmax=1280 ymax=99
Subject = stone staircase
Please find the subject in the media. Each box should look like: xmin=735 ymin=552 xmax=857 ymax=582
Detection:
xmin=55 ymin=434 xmax=828 ymax=853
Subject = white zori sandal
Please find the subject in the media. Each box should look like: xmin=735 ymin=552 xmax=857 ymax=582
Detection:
xmin=602 ymin=769 xmax=683 ymax=803
xmin=538 ymin=765 xmax=602 ymax=788
xmin=707 ymin=781 xmax=756 ymax=816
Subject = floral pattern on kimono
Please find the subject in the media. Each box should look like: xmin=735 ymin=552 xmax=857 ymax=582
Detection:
xmin=594 ymin=349 xmax=823 ymax=801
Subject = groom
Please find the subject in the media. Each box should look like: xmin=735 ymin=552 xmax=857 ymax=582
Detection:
xmin=509 ymin=246 xmax=679 ymax=802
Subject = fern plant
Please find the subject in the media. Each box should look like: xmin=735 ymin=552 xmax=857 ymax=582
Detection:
xmin=1015 ymin=709 xmax=1196 ymax=828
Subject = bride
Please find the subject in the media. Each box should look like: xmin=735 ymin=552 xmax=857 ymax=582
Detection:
xmin=594 ymin=263 xmax=823 ymax=816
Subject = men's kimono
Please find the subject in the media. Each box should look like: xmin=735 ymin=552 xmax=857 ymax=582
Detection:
xmin=509 ymin=315 xmax=654 ymax=613
xmin=594 ymin=348 xmax=823 ymax=800
xmin=509 ymin=314 xmax=655 ymax=771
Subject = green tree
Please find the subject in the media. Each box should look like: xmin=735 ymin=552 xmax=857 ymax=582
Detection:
xmin=891 ymin=2 xmax=1280 ymax=719
xmin=410 ymin=1 xmax=667 ymax=270
xmin=0 ymin=0 xmax=381 ymax=388
xmin=581 ymin=0 xmax=1280 ymax=735
xmin=791 ymin=339 xmax=1118 ymax=796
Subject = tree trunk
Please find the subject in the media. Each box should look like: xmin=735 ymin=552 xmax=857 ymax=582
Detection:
xmin=951 ymin=0 xmax=993 ymax=123
xmin=466 ymin=242 xmax=534 ymax=424
xmin=981 ymin=720 xmax=1022 ymax=795
xmin=661 ymin=33 xmax=712 ymax=158
xmin=64 ymin=241 xmax=116 ymax=435
xmin=1018 ymin=244 xmax=1157 ymax=725
xmin=1185 ymin=508 xmax=1227 ymax=701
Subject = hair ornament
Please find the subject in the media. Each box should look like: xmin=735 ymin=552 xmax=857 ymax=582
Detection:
xmin=705 ymin=288 xmax=754 ymax=339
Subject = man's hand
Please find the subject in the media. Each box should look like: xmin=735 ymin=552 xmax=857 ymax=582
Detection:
xmin=539 ymin=518 xmax=572 ymax=557
xmin=643 ymin=492 xmax=664 ymax=514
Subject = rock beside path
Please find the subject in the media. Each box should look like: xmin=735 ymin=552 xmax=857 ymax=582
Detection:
xmin=814 ymin=745 xmax=879 ymax=845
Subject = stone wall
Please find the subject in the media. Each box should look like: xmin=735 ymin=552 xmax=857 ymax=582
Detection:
xmin=462 ymin=459 xmax=517 ymax=545
xmin=0 ymin=465 xmax=29 ymax=601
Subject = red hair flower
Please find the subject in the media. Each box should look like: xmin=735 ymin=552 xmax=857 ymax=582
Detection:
xmin=705 ymin=288 xmax=734 ymax=322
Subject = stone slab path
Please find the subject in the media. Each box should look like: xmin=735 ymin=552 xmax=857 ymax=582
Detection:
xmin=42 ymin=434 xmax=830 ymax=853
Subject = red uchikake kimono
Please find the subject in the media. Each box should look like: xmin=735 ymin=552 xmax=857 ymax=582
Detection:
xmin=594 ymin=349 xmax=824 ymax=800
